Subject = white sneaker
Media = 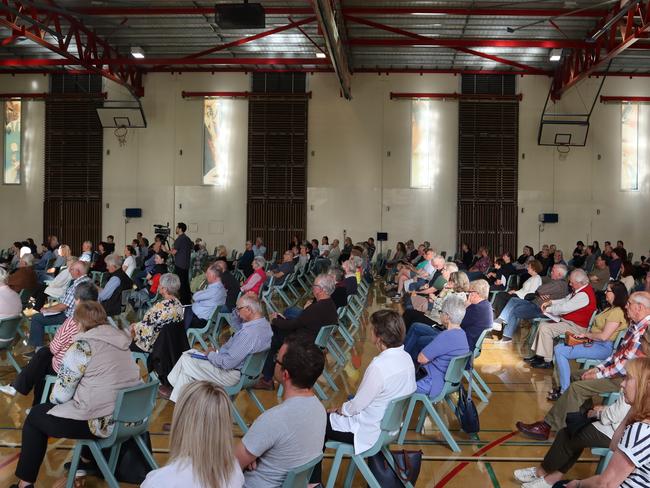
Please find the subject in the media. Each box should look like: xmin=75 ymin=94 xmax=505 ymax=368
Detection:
xmin=514 ymin=467 xmax=539 ymax=483
xmin=0 ymin=384 xmax=16 ymax=397
xmin=492 ymin=321 xmax=503 ymax=331
xmin=522 ymin=477 xmax=553 ymax=488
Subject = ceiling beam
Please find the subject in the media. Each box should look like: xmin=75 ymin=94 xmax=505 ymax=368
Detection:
xmin=348 ymin=38 xmax=589 ymax=49
xmin=345 ymin=15 xmax=547 ymax=75
xmin=70 ymin=6 xmax=609 ymax=18
xmin=551 ymin=0 xmax=650 ymax=100
xmin=0 ymin=57 xmax=331 ymax=67
xmin=311 ymin=0 xmax=352 ymax=99
xmin=0 ymin=0 xmax=144 ymax=96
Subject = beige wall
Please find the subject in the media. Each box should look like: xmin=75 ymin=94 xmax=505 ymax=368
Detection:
xmin=0 ymin=74 xmax=46 ymax=245
xmin=4 ymin=71 xmax=650 ymax=261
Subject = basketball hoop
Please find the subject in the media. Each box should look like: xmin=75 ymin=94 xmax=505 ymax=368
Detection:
xmin=114 ymin=125 xmax=128 ymax=147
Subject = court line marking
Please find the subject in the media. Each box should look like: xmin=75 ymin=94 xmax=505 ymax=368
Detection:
xmin=434 ymin=431 xmax=518 ymax=487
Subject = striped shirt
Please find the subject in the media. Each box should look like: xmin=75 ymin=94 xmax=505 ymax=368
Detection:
xmin=206 ymin=316 xmax=272 ymax=370
xmin=619 ymin=422 xmax=650 ymax=488
xmin=61 ymin=276 xmax=91 ymax=318
xmin=596 ymin=316 xmax=650 ymax=379
xmin=49 ymin=317 xmax=80 ymax=372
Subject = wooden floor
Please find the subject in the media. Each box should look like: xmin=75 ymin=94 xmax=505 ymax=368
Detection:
xmin=0 ymin=285 xmax=602 ymax=487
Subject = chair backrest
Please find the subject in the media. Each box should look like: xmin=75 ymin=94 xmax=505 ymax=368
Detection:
xmin=506 ymin=274 xmax=518 ymax=291
xmin=0 ymin=315 xmax=21 ymax=350
xmin=281 ymin=454 xmax=324 ymax=488
xmin=588 ymin=309 xmax=598 ymax=327
xmin=239 ymin=349 xmax=270 ymax=389
xmin=107 ymin=381 xmax=159 ymax=444
xmin=443 ymin=352 xmax=473 ymax=387
xmin=473 ymin=328 xmax=491 ymax=359
xmin=363 ymin=394 xmax=413 ymax=455
xmin=314 ymin=325 xmax=336 ymax=349
xmin=612 ymin=329 xmax=627 ymax=350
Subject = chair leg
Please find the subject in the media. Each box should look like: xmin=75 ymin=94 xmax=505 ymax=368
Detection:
xmin=321 ymin=370 xmax=339 ymax=392
xmin=245 ymin=389 xmax=266 ymax=413
xmin=65 ymin=443 xmax=84 ymax=488
xmin=88 ymin=442 xmax=120 ymax=488
xmin=464 ymin=371 xmax=488 ymax=403
xmin=6 ymin=351 xmax=22 ymax=373
xmin=472 ymin=368 xmax=492 ymax=395
xmin=134 ymin=434 xmax=159 ymax=469
xmin=231 ymin=401 xmax=249 ymax=434
xmin=325 ymin=448 xmax=346 ymax=488
xmin=352 ymin=455 xmax=382 ymax=488
xmin=107 ymin=442 xmax=123 ymax=473
xmin=424 ymin=400 xmax=460 ymax=452
xmin=343 ymin=456 xmax=358 ymax=488
xmin=313 ymin=382 xmax=329 ymax=401
xmin=397 ymin=396 xmax=417 ymax=444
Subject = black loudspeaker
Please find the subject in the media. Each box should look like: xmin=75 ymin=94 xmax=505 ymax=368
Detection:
xmin=538 ymin=213 xmax=559 ymax=223
xmin=125 ymin=208 xmax=142 ymax=218
xmin=215 ymin=3 xmax=265 ymax=29
xmin=376 ymin=232 xmax=388 ymax=242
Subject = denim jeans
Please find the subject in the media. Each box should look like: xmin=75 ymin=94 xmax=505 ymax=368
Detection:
xmin=554 ymin=341 xmax=614 ymax=392
xmin=283 ymin=306 xmax=303 ymax=320
xmin=29 ymin=312 xmax=66 ymax=347
xmin=404 ymin=323 xmax=441 ymax=362
xmin=499 ymin=298 xmax=544 ymax=339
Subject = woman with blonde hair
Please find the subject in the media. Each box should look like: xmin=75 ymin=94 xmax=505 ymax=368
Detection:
xmin=142 ymin=381 xmax=244 ymax=487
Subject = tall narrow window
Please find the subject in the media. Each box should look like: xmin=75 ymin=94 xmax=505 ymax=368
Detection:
xmin=203 ymin=99 xmax=232 ymax=186
xmin=410 ymin=100 xmax=439 ymax=188
xmin=3 ymin=100 xmax=21 ymax=185
xmin=621 ymin=104 xmax=639 ymax=191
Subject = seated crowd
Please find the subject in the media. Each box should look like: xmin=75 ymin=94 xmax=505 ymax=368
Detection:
xmin=2 ymin=232 xmax=650 ymax=488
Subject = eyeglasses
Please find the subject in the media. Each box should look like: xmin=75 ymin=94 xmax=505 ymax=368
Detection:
xmin=273 ymin=353 xmax=284 ymax=368
xmin=236 ymin=305 xmax=249 ymax=312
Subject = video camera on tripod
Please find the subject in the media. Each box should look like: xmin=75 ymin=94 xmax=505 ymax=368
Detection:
xmin=153 ymin=223 xmax=171 ymax=247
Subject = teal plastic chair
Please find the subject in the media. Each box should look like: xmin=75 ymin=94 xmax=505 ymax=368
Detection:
xmin=40 ymin=374 xmax=57 ymax=403
xmin=186 ymin=305 xmax=221 ymax=350
xmin=576 ymin=329 xmax=627 ymax=370
xmin=281 ymin=454 xmax=323 ymax=488
xmin=131 ymin=351 xmax=158 ymax=382
xmin=0 ymin=315 xmax=23 ymax=372
xmin=44 ymin=322 xmax=64 ymax=341
xmin=65 ymin=382 xmax=159 ymax=488
xmin=224 ymin=349 xmax=269 ymax=433
xmin=463 ymin=328 xmax=492 ymax=403
xmin=325 ymin=395 xmax=414 ymax=488
xmin=397 ymin=352 xmax=473 ymax=452
xmin=91 ymin=270 xmax=107 ymax=287
xmin=592 ymin=447 xmax=613 ymax=474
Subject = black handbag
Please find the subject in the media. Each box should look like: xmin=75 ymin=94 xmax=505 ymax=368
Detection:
xmin=367 ymin=449 xmax=423 ymax=487
xmin=455 ymin=357 xmax=480 ymax=434
xmin=113 ymin=433 xmax=155 ymax=484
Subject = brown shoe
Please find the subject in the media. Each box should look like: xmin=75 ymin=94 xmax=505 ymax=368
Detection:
xmin=252 ymin=378 xmax=275 ymax=391
xmin=516 ymin=420 xmax=551 ymax=440
xmin=158 ymin=385 xmax=172 ymax=400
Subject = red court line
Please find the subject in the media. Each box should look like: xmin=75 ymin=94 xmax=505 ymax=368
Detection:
xmin=435 ymin=431 xmax=519 ymax=487
xmin=0 ymin=452 xmax=19 ymax=470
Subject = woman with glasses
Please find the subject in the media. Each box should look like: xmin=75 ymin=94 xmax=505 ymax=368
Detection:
xmin=548 ymin=281 xmax=629 ymax=400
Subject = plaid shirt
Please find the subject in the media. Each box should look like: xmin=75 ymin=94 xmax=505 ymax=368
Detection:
xmin=596 ymin=315 xmax=650 ymax=379
xmin=61 ymin=275 xmax=91 ymax=318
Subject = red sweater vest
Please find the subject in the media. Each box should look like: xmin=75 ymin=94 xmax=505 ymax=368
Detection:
xmin=562 ymin=285 xmax=597 ymax=328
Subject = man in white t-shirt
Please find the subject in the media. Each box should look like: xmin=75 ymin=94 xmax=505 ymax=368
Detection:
xmin=235 ymin=336 xmax=326 ymax=487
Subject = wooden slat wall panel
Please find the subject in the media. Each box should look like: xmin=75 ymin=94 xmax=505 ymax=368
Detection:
xmin=44 ymin=74 xmax=103 ymax=255
xmin=246 ymin=73 xmax=308 ymax=259
xmin=457 ymin=75 xmax=519 ymax=257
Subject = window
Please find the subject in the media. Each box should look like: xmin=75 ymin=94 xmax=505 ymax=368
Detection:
xmin=410 ymin=100 xmax=440 ymax=188
xmin=621 ymin=104 xmax=640 ymax=191
xmin=203 ymin=99 xmax=232 ymax=186
xmin=3 ymin=100 xmax=21 ymax=185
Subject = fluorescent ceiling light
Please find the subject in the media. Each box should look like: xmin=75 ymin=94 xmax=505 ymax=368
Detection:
xmin=131 ymin=46 xmax=145 ymax=59
xmin=316 ymin=52 xmax=326 ymax=58
xmin=549 ymin=48 xmax=562 ymax=62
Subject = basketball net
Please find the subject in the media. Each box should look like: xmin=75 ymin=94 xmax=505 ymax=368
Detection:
xmin=114 ymin=125 xmax=128 ymax=147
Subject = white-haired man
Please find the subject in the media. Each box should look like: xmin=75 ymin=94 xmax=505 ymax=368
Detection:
xmin=526 ymin=269 xmax=597 ymax=369
xmin=163 ymin=295 xmax=272 ymax=402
